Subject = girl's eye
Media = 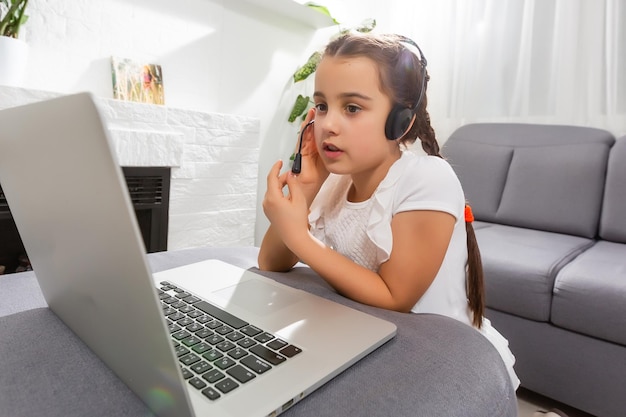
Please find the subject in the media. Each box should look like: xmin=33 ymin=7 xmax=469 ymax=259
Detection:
xmin=315 ymin=103 xmax=327 ymax=112
xmin=346 ymin=105 xmax=361 ymax=114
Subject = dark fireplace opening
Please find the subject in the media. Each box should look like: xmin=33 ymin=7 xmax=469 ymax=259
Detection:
xmin=122 ymin=167 xmax=171 ymax=254
xmin=0 ymin=166 xmax=170 ymax=275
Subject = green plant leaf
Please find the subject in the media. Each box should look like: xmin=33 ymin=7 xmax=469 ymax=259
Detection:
xmin=355 ymin=18 xmax=376 ymax=33
xmin=0 ymin=0 xmax=29 ymax=38
xmin=288 ymin=94 xmax=310 ymax=123
xmin=304 ymin=2 xmax=340 ymax=25
xmin=293 ymin=51 xmax=321 ymax=83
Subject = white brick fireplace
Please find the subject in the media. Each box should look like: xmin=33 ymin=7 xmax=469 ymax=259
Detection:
xmin=0 ymin=86 xmax=260 ymax=250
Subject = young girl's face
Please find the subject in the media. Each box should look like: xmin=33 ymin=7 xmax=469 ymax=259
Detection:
xmin=313 ymin=55 xmax=400 ymax=178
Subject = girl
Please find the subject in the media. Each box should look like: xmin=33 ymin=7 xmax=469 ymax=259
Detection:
xmin=259 ymin=32 xmax=519 ymax=389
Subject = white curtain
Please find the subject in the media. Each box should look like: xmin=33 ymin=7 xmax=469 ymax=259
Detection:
xmin=319 ymin=0 xmax=626 ymax=141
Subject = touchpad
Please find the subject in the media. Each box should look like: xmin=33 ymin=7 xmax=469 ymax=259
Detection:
xmin=212 ymin=279 xmax=299 ymax=316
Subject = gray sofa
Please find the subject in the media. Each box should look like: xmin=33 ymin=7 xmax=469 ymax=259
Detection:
xmin=443 ymin=123 xmax=626 ymax=417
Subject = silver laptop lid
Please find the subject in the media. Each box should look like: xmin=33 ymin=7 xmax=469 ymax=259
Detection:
xmin=0 ymin=93 xmax=194 ymax=417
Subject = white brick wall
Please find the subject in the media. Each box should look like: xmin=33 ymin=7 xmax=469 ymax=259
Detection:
xmin=0 ymin=86 xmax=260 ymax=250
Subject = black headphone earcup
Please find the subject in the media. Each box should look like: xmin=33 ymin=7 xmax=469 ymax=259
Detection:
xmin=385 ymin=105 xmax=414 ymax=140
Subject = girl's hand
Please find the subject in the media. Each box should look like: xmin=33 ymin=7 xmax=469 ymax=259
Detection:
xmin=295 ymin=108 xmax=329 ymax=206
xmin=263 ymin=160 xmax=310 ymax=251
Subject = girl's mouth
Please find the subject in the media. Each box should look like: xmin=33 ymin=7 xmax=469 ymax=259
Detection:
xmin=323 ymin=142 xmax=343 ymax=158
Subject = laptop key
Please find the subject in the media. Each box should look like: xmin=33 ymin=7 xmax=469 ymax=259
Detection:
xmin=182 ymin=336 xmax=201 ymax=347
xmin=174 ymin=346 xmax=190 ymax=357
xmin=202 ymin=369 xmax=225 ymax=383
xmin=173 ymin=330 xmax=191 ymax=340
xmin=167 ymin=323 xmax=181 ymax=334
xmin=254 ymin=332 xmax=274 ymax=343
xmin=215 ymin=378 xmax=239 ymax=394
xmin=192 ymin=342 xmax=212 ymax=354
xmin=227 ymin=365 xmax=256 ymax=383
xmin=237 ymin=337 xmax=257 ymax=348
xmin=195 ymin=328 xmax=213 ymax=339
xmin=228 ymin=347 xmax=247 ymax=360
xmin=267 ymin=339 xmax=288 ymax=351
xmin=190 ymin=360 xmax=212 ymax=374
xmin=226 ymin=331 xmax=245 ymax=342
xmin=177 ymin=318 xmax=194 ymax=327
xmin=240 ymin=325 xmax=262 ymax=337
xmin=250 ymin=345 xmax=286 ymax=365
xmin=206 ymin=334 xmax=225 ymax=345
xmin=201 ymin=387 xmax=221 ymax=401
xmin=214 ymin=357 xmax=236 ymax=370
xmin=183 ymin=295 xmax=201 ymax=304
xmin=240 ymin=355 xmax=271 ymax=374
xmin=280 ymin=345 xmax=303 ymax=358
xmin=194 ymin=301 xmax=248 ymax=329
xmin=202 ymin=349 xmax=223 ymax=361
xmin=196 ymin=315 xmax=212 ymax=324
xmin=186 ymin=323 xmax=203 ymax=333
xmin=188 ymin=377 xmax=207 ymax=390
xmin=180 ymin=353 xmax=201 ymax=366
xmin=216 ymin=341 xmax=236 ymax=352
xmin=181 ymin=367 xmax=194 ymax=379
xmin=187 ymin=310 xmax=204 ymax=318
xmin=215 ymin=325 xmax=234 ymax=335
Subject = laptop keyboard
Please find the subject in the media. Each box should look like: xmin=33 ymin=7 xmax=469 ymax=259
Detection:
xmin=157 ymin=281 xmax=302 ymax=401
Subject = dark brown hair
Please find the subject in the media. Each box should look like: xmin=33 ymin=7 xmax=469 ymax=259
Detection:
xmin=324 ymin=32 xmax=485 ymax=328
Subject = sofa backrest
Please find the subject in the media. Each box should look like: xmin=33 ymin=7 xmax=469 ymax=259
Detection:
xmin=599 ymin=136 xmax=626 ymax=243
xmin=442 ymin=123 xmax=615 ymax=238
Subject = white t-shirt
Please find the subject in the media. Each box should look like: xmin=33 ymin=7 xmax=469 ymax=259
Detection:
xmin=309 ymin=151 xmax=470 ymax=323
xmin=308 ymin=150 xmax=520 ymax=389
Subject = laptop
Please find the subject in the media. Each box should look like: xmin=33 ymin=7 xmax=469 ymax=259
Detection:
xmin=0 ymin=92 xmax=396 ymax=417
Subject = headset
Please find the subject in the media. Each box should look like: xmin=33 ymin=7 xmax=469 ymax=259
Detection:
xmin=384 ymin=35 xmax=429 ymax=141
xmin=292 ymin=35 xmax=428 ymax=174
xmin=291 ymin=119 xmax=314 ymax=174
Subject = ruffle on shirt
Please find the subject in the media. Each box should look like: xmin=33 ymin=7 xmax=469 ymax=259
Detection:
xmin=365 ymin=152 xmax=410 ymax=265
xmin=309 ymin=152 xmax=413 ymax=266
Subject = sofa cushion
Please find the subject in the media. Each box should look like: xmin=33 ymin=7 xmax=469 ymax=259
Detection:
xmin=475 ymin=224 xmax=593 ymax=321
xmin=599 ymin=136 xmax=626 ymax=243
xmin=444 ymin=141 xmax=513 ymax=222
xmin=552 ymin=241 xmax=626 ymax=346
xmin=443 ymin=123 xmax=614 ymax=238
xmin=496 ymin=143 xmax=609 ymax=238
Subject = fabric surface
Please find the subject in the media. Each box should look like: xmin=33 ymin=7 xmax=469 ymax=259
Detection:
xmin=488 ymin=308 xmax=626 ymax=417
xmin=552 ymin=240 xmax=626 ymax=345
xmin=0 ymin=308 xmax=152 ymax=417
xmin=443 ymin=123 xmax=615 ymax=237
xmin=309 ymin=151 xmax=471 ymax=324
xmin=443 ymin=139 xmax=513 ymax=221
xmin=496 ymin=143 xmax=609 ymax=237
xmin=600 ymin=136 xmax=626 ymax=242
xmin=475 ymin=224 xmax=593 ymax=321
xmin=0 ymin=246 xmax=517 ymax=417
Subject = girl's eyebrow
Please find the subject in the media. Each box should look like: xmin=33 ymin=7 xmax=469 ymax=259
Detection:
xmin=313 ymin=91 xmax=373 ymax=101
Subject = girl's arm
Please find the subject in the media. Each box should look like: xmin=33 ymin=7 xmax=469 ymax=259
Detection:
xmin=274 ymin=171 xmax=455 ymax=311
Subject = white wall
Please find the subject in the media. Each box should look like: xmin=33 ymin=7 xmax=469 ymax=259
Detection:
xmin=13 ymin=0 xmax=339 ymax=246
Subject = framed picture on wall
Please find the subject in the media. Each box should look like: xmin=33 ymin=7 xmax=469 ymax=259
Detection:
xmin=111 ymin=57 xmax=165 ymax=105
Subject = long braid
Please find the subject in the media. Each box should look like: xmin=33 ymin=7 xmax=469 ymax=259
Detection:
xmin=465 ymin=220 xmax=485 ymax=328
xmin=411 ymin=106 xmax=442 ymax=158
xmin=406 ymin=96 xmax=485 ymax=329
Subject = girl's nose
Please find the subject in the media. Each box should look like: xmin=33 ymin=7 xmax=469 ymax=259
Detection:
xmin=318 ymin=111 xmax=339 ymax=136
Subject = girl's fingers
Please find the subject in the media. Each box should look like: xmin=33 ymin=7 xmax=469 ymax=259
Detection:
xmin=266 ymin=160 xmax=283 ymax=184
xmin=285 ymin=172 xmax=305 ymax=206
